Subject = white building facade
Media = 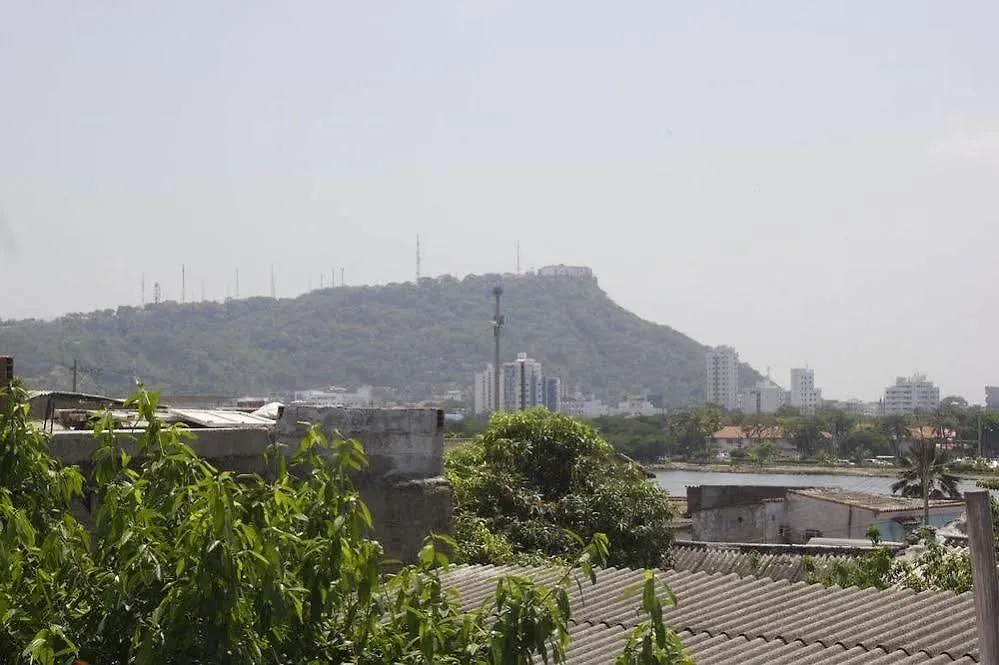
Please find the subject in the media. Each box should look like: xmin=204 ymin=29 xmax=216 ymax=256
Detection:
xmin=884 ymin=375 xmax=940 ymax=415
xmin=790 ymin=368 xmax=822 ymax=414
xmin=502 ymin=353 xmax=545 ymax=411
xmin=741 ymin=380 xmax=787 ymax=414
xmin=706 ymin=345 xmax=740 ymax=410
xmin=473 ymin=363 xmax=497 ymax=415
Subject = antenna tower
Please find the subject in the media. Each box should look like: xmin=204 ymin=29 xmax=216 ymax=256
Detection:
xmin=340 ymin=267 xmax=345 ymax=287
xmin=181 ymin=264 xmax=186 ymax=303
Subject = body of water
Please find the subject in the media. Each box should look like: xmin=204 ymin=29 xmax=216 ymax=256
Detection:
xmin=654 ymin=469 xmax=982 ymax=497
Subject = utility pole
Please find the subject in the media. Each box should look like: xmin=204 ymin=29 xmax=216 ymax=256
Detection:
xmin=492 ymin=286 xmax=504 ymax=413
xmin=72 ymin=358 xmax=78 ymax=393
xmin=967 ymin=490 xmax=999 ymax=665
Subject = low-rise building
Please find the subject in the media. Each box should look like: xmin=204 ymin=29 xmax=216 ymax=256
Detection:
xmin=987 ymin=385 xmax=999 ymax=412
xmin=687 ymin=485 xmax=965 ymax=544
xmin=709 ymin=425 xmax=798 ymax=459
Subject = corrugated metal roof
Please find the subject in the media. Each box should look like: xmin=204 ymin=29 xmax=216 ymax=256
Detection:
xmin=441 ymin=564 xmax=978 ymax=664
xmin=670 ymin=545 xmax=858 ymax=583
xmin=164 ymin=408 xmax=275 ymax=428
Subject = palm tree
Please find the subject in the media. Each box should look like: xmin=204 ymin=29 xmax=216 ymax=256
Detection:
xmin=891 ymin=439 xmax=961 ymax=525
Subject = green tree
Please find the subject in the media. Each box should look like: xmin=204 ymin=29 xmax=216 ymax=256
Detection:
xmin=666 ymin=407 xmax=722 ymax=460
xmin=446 ymin=409 xmax=675 ymax=569
xmin=890 ymin=440 xmax=961 ymax=525
xmin=878 ymin=414 xmax=911 ymax=460
xmin=0 ymin=384 xmax=692 ymax=665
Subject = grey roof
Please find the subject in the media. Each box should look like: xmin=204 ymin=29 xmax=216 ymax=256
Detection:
xmin=441 ymin=564 xmax=979 ymax=664
xmin=670 ymin=545 xmax=857 ymax=583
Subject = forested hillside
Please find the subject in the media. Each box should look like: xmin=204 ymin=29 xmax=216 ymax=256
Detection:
xmin=0 ymin=272 xmax=760 ymax=404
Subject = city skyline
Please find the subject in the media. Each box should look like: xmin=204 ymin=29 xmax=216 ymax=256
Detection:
xmin=2 ymin=3 xmax=997 ymax=403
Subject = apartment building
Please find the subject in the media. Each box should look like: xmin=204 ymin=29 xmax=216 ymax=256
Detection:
xmin=705 ymin=345 xmax=740 ymax=410
xmin=472 ymin=363 xmax=498 ymax=415
xmin=789 ymin=368 xmax=822 ymax=414
xmin=884 ymin=374 xmax=940 ymax=415
xmin=502 ymin=353 xmax=545 ymax=411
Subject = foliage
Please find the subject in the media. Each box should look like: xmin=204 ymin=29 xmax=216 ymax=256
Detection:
xmin=0 ymin=273 xmax=762 ymax=405
xmin=0 ymin=385 xmax=693 ymax=665
xmin=589 ymin=415 xmax=667 ymax=462
xmin=665 ymin=407 xmax=723 ymax=460
xmin=891 ymin=440 xmax=961 ymax=524
xmin=446 ymin=409 xmax=675 ymax=569
xmin=808 ymin=503 xmax=999 ymax=595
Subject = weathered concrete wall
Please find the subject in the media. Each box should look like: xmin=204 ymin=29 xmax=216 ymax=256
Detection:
xmin=687 ymin=485 xmax=800 ymax=513
xmin=785 ymin=493 xmax=875 ymax=542
xmin=278 ymin=405 xmax=444 ymax=480
xmin=691 ymin=503 xmax=769 ymax=542
xmin=48 ymin=406 xmax=451 ymax=562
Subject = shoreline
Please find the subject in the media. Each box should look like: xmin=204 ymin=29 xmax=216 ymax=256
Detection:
xmin=646 ymin=461 xmax=994 ymax=482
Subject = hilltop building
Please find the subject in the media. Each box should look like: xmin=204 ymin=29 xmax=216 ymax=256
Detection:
xmin=705 ymin=346 xmax=740 ymax=410
xmin=789 ymin=368 xmax=821 ymax=414
xmin=537 ymin=265 xmax=593 ymax=278
xmin=883 ymin=374 xmax=940 ymax=415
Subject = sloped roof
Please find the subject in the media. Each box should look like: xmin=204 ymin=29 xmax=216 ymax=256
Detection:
xmin=441 ymin=564 xmax=978 ymax=664
xmin=670 ymin=545 xmax=857 ymax=583
xmin=790 ymin=487 xmax=965 ymax=513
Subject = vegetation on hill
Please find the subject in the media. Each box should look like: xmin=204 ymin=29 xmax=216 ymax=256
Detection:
xmin=0 ymin=383 xmax=691 ymax=665
xmin=445 ymin=409 xmax=676 ymax=569
xmin=0 ymin=272 xmax=760 ymax=405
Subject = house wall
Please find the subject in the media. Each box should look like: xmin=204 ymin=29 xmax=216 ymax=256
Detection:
xmin=875 ymin=507 xmax=966 ymax=542
xmin=784 ymin=494 xmax=877 ymax=542
xmin=691 ymin=503 xmax=769 ymax=542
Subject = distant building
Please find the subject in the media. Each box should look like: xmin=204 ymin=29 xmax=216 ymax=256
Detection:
xmin=502 ymin=353 xmax=545 ymax=411
xmin=293 ymin=386 xmax=376 ymax=407
xmin=705 ymin=346 xmax=740 ymax=410
xmin=884 ymin=374 xmax=940 ymax=415
xmin=987 ymin=386 xmax=999 ymax=412
xmin=544 ymin=377 xmax=562 ymax=413
xmin=741 ymin=380 xmax=787 ymax=414
xmin=789 ymin=368 xmax=821 ymax=414
xmin=537 ymin=265 xmax=593 ymax=278
xmin=611 ymin=394 xmax=659 ymax=417
xmin=473 ymin=363 xmax=497 ymax=415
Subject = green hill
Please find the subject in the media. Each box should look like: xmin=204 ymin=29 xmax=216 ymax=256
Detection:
xmin=0 ymin=271 xmax=761 ymax=406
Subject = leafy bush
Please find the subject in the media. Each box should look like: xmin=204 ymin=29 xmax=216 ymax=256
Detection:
xmin=0 ymin=383 xmax=692 ymax=665
xmin=447 ymin=409 xmax=675 ymax=569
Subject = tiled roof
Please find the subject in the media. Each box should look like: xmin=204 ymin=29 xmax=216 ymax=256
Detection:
xmin=790 ymin=487 xmax=965 ymax=513
xmin=670 ymin=545 xmax=855 ymax=583
xmin=441 ymin=564 xmax=978 ymax=664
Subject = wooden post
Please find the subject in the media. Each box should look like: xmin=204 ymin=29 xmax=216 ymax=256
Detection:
xmin=967 ymin=490 xmax=999 ymax=665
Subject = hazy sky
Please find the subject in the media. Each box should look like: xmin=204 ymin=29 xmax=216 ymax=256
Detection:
xmin=1 ymin=2 xmax=997 ymax=403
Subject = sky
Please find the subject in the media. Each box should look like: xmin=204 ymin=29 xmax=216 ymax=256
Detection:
xmin=1 ymin=2 xmax=997 ymax=403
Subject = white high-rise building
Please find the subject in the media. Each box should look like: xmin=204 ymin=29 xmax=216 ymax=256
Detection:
xmin=706 ymin=346 xmax=740 ymax=410
xmin=502 ymin=353 xmax=545 ymax=411
xmin=472 ymin=363 xmax=497 ymax=415
xmin=789 ymin=368 xmax=822 ymax=414
xmin=884 ymin=374 xmax=940 ymax=415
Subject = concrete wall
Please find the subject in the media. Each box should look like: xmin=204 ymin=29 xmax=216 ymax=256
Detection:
xmin=691 ymin=503 xmax=769 ymax=542
xmin=48 ymin=406 xmax=451 ymax=562
xmin=687 ymin=485 xmax=799 ymax=514
xmin=277 ymin=405 xmax=444 ymax=480
xmin=784 ymin=493 xmax=877 ymax=542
